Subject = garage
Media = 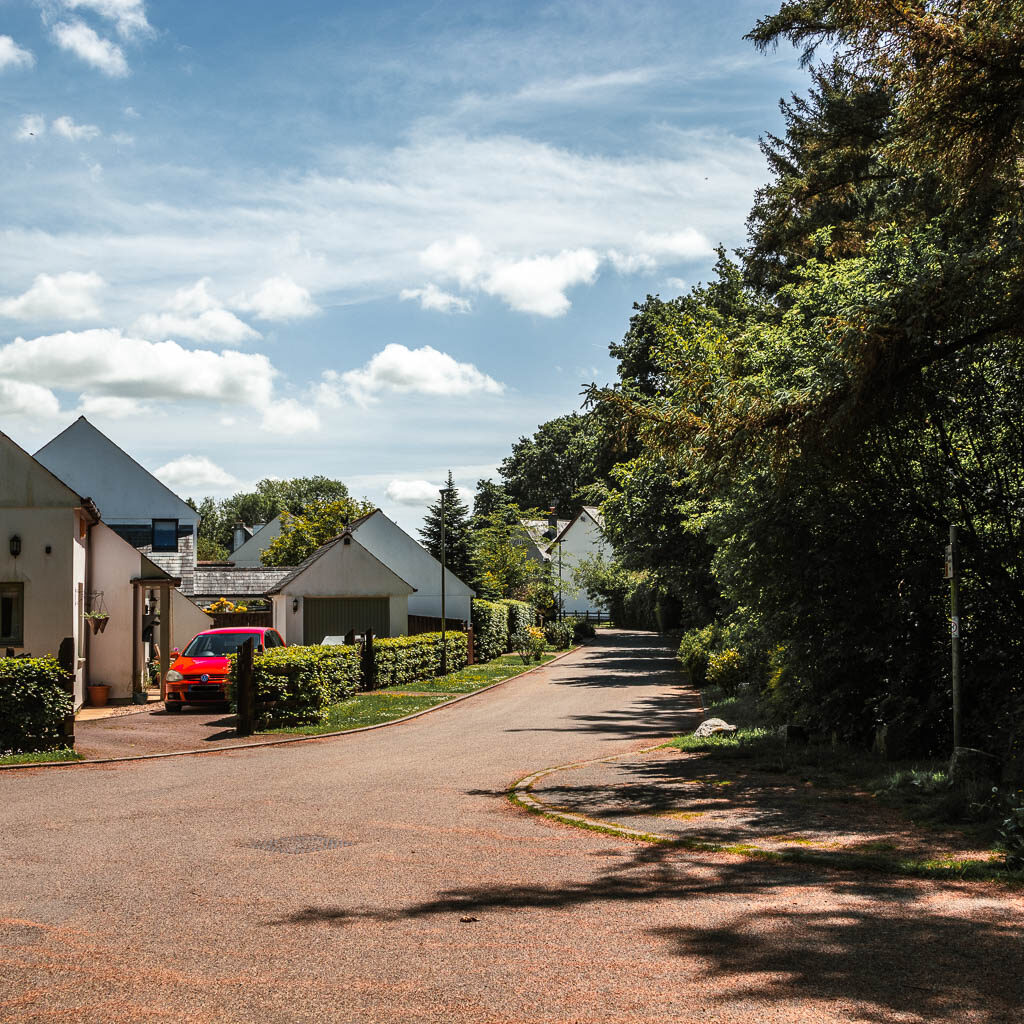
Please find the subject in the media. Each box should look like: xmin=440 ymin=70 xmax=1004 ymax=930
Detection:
xmin=303 ymin=596 xmax=391 ymax=644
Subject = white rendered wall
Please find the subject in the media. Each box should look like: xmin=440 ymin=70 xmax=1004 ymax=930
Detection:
xmin=556 ymin=513 xmax=609 ymax=617
xmin=172 ymin=591 xmax=213 ymax=652
xmin=87 ymin=522 xmax=139 ymax=698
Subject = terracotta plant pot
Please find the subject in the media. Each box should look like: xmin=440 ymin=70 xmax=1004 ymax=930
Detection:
xmin=87 ymin=684 xmax=110 ymax=707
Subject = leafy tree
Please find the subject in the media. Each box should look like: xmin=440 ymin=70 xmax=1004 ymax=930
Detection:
xmin=418 ymin=472 xmax=473 ymax=583
xmin=470 ymin=501 xmax=553 ymax=608
xmin=260 ymin=497 xmax=375 ymax=567
xmin=196 ymin=536 xmax=229 ymax=562
xmin=472 ymin=479 xmax=509 ymax=522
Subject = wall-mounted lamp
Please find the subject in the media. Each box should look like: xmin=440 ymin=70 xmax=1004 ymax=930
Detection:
xmin=9 ymin=535 xmax=21 ymax=558
xmin=292 ymin=598 xmax=299 ymax=613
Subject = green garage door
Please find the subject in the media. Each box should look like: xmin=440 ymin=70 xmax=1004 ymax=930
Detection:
xmin=303 ymin=597 xmax=391 ymax=644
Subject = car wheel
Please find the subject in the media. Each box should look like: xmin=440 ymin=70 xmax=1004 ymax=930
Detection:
xmin=166 ymin=702 xmax=183 ymax=712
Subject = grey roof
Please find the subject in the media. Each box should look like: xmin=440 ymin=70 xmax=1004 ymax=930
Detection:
xmin=549 ymin=506 xmax=607 ymax=551
xmin=191 ymin=565 xmax=294 ymax=599
xmin=520 ymin=518 xmax=570 ymax=549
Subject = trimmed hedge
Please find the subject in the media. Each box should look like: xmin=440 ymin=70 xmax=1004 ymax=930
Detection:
xmin=500 ymin=600 xmax=534 ymax=649
xmin=369 ymin=631 xmax=468 ymax=689
xmin=0 ymin=657 xmax=70 ymax=754
xmin=229 ymin=644 xmax=362 ymax=726
xmin=472 ymin=599 xmax=509 ymax=663
xmin=545 ymin=619 xmax=574 ymax=649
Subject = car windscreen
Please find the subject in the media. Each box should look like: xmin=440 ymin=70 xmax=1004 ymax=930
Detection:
xmin=182 ymin=632 xmax=263 ymax=657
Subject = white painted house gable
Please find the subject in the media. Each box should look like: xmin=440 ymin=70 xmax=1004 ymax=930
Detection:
xmin=350 ymin=510 xmax=474 ymax=624
xmin=35 ymin=417 xmax=200 ymax=592
xmin=552 ymin=507 xmax=609 ymax=618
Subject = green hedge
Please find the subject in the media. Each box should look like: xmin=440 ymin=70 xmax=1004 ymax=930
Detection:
xmin=229 ymin=644 xmax=362 ymax=726
xmin=472 ymin=600 xmax=509 ymax=662
xmin=0 ymin=657 xmax=70 ymax=754
xmin=544 ymin=619 xmax=574 ymax=649
xmin=369 ymin=632 xmax=468 ymax=689
xmin=500 ymin=600 xmax=534 ymax=650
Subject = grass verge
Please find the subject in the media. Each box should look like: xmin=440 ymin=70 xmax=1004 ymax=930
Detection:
xmin=0 ymin=747 xmax=82 ymax=765
xmin=261 ymin=650 xmax=563 ymax=735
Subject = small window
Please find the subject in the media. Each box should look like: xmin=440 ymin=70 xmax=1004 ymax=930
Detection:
xmin=152 ymin=519 xmax=178 ymax=552
xmin=0 ymin=583 xmax=24 ymax=646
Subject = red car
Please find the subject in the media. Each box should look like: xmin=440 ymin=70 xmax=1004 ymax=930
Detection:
xmin=164 ymin=626 xmax=286 ymax=710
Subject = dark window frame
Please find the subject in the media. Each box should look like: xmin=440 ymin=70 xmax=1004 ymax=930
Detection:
xmin=0 ymin=581 xmax=25 ymax=646
xmin=152 ymin=519 xmax=179 ymax=552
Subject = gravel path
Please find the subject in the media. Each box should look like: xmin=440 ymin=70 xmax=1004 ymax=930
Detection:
xmin=1 ymin=630 xmax=1021 ymax=1023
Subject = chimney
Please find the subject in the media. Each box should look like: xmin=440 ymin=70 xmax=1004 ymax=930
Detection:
xmin=548 ymin=507 xmax=558 ymax=531
xmin=232 ymin=524 xmax=247 ymax=552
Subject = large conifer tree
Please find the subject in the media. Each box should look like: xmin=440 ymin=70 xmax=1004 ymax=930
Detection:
xmin=418 ymin=471 xmax=473 ymax=583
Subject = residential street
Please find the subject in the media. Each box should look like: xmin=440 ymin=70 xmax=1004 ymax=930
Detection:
xmin=1 ymin=631 xmax=1020 ymax=1024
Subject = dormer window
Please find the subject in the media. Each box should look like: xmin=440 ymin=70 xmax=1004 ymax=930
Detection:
xmin=152 ymin=519 xmax=178 ymax=552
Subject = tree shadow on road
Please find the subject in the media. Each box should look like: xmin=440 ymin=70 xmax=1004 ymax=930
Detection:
xmin=269 ymin=843 xmax=1023 ymax=1022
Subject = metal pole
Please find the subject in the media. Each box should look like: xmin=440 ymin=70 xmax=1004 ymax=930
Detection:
xmin=949 ymin=524 xmax=962 ymax=750
xmin=440 ymin=485 xmax=448 ymax=675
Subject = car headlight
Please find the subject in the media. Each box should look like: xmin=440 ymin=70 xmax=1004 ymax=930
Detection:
xmin=165 ymin=669 xmax=184 ymax=682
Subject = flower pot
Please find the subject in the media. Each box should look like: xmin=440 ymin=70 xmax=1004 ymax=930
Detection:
xmin=87 ymin=684 xmax=110 ymax=707
xmin=87 ymin=616 xmax=109 ymax=635
xmin=97 ymin=617 xmax=109 ymax=634
xmin=132 ymin=691 xmax=149 ymax=705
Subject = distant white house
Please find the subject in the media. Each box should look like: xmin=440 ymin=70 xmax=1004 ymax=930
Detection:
xmin=35 ymin=417 xmax=201 ymax=596
xmin=227 ymin=514 xmax=284 ymax=567
xmin=1 ymin=431 xmax=211 ymax=706
xmin=549 ymin=507 xmax=609 ymax=618
xmin=519 ymin=512 xmax=570 ymax=564
xmin=265 ymin=509 xmax=475 ymax=644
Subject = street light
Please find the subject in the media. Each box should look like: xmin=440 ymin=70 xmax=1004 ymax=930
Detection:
xmin=439 ymin=481 xmax=453 ymax=675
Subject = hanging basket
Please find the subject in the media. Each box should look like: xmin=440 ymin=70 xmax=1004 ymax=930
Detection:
xmin=86 ymin=614 xmax=110 ymax=635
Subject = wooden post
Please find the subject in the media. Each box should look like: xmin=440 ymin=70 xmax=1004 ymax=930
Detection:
xmin=57 ymin=636 xmax=76 ymax=747
xmin=236 ymin=637 xmax=255 ymax=737
xmin=344 ymin=628 xmax=355 ymax=646
xmin=948 ymin=524 xmax=963 ymax=752
xmin=158 ymin=583 xmax=171 ymax=702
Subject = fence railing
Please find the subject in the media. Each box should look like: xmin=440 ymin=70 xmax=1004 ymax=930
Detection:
xmin=558 ymin=609 xmax=612 ymax=624
xmin=208 ymin=611 xmax=273 ymax=628
xmin=408 ymin=614 xmax=469 ymax=635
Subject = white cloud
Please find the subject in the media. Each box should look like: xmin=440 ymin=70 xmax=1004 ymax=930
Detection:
xmin=636 ymin=228 xmax=711 ymax=260
xmin=78 ymin=393 xmax=147 ymax=418
xmin=0 ymin=329 xmax=275 ymax=407
xmin=154 ymin=455 xmax=239 ymax=492
xmin=420 ymin=235 xmax=486 ymax=289
xmin=385 ymin=479 xmax=443 ymax=505
xmin=234 ymin=275 xmax=318 ymax=320
xmin=0 ymin=36 xmax=35 ymax=71
xmin=330 ymin=343 xmax=504 ymax=406
xmin=168 ymin=277 xmax=218 ymax=314
xmin=260 ymin=398 xmax=321 ymax=435
xmin=606 ymin=249 xmax=657 ymax=274
xmin=0 ymin=379 xmax=60 ymax=418
xmin=124 ymin=104 xmax=140 ymax=118
xmin=482 ymin=248 xmax=600 ymax=316
xmin=52 ymin=115 xmax=101 ymax=141
xmin=0 ymin=271 xmax=104 ymax=321
xmin=63 ymin=0 xmax=152 ymax=39
xmin=666 ymin=276 xmax=688 ymax=292
xmin=52 ymin=21 xmax=128 ymax=77
xmin=399 ymin=283 xmax=471 ymax=314
xmin=15 ymin=114 xmax=46 ymax=140
xmin=133 ymin=309 xmax=260 ymax=345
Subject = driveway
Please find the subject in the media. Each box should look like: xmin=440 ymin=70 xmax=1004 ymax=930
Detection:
xmin=1 ymin=631 xmax=1020 ymax=1023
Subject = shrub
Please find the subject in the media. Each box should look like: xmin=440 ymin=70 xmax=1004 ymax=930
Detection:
xmin=0 ymin=657 xmax=71 ymax=754
xmin=472 ymin=599 xmax=509 ymax=662
xmin=500 ymin=600 xmax=534 ymax=650
xmin=229 ymin=644 xmax=361 ymax=727
xmin=572 ymin=618 xmax=596 ymax=641
xmin=545 ymin=619 xmax=574 ymax=649
xmin=677 ymin=623 xmax=719 ymax=689
xmin=369 ymin=632 xmax=469 ymax=689
xmin=512 ymin=625 xmax=546 ymax=664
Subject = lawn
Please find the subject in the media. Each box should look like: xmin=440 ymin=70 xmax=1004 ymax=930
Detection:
xmin=0 ymin=747 xmax=82 ymax=766
xmin=261 ymin=651 xmax=561 ymax=736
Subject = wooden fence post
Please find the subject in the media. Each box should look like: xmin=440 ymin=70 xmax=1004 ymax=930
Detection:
xmin=57 ymin=636 xmax=76 ymax=747
xmin=235 ymin=637 xmax=255 ymax=737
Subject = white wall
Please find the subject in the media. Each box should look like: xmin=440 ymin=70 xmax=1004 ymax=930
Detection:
xmin=87 ymin=522 xmax=140 ymax=698
xmin=555 ymin=512 xmax=609 ymax=617
xmin=355 ymin=511 xmax=473 ymax=622
xmin=172 ymin=590 xmax=213 ymax=652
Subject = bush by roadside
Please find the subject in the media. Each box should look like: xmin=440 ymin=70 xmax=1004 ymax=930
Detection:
xmin=472 ymin=600 xmax=509 ymax=662
xmin=0 ymin=657 xmax=71 ymax=755
xmin=369 ymin=631 xmax=468 ymax=689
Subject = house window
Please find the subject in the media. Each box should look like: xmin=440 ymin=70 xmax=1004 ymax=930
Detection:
xmin=0 ymin=583 xmax=24 ymax=646
xmin=152 ymin=519 xmax=178 ymax=552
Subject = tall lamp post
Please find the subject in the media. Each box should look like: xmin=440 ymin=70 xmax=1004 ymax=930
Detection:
xmin=439 ymin=481 xmax=453 ymax=675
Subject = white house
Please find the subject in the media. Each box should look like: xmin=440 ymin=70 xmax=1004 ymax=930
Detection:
xmin=267 ymin=524 xmax=416 ymax=644
xmin=550 ymin=507 xmax=609 ymax=618
xmin=227 ymin=514 xmax=284 ymax=567
xmin=35 ymin=417 xmax=201 ymax=596
xmin=347 ymin=509 xmax=474 ymax=624
xmin=0 ymin=431 xmax=211 ymax=706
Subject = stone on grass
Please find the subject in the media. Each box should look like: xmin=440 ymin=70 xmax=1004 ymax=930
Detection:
xmin=693 ymin=718 xmax=737 ymax=738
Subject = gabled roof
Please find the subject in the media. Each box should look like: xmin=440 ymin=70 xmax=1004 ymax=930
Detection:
xmin=0 ymin=429 xmax=100 ymax=519
xmin=265 ymin=521 xmax=416 ymax=595
xmin=35 ymin=416 xmax=197 ymax=522
xmin=548 ymin=506 xmax=606 ymax=551
xmin=520 ymin=517 xmax=570 ymax=548
xmin=192 ymin=565 xmax=295 ymax=599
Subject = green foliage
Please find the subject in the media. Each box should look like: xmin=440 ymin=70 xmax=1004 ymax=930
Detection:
xmin=499 ymin=599 xmax=534 ymax=643
xmin=0 ymin=657 xmax=71 ymax=754
xmin=544 ymin=619 xmax=575 ymax=649
xmin=196 ymin=536 xmax=229 ymax=561
xmin=369 ymin=632 xmax=468 ymax=689
xmin=470 ymin=503 xmax=552 ymax=605
xmin=260 ymin=497 xmax=376 ymax=566
xmin=996 ymin=791 xmax=1024 ymax=871
xmin=511 ymin=625 xmax=546 ymax=665
xmin=472 ymin=599 xmax=509 ymax=663
xmin=418 ymin=471 xmax=473 ymax=582
xmin=571 ymin=618 xmax=596 ymax=642
xmin=229 ymin=644 xmax=361 ymax=727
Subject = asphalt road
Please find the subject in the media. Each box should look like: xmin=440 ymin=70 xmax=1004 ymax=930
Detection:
xmin=1 ymin=631 xmax=1021 ymax=1024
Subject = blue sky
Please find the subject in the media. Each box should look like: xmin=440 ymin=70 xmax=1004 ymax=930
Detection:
xmin=0 ymin=0 xmax=802 ymax=531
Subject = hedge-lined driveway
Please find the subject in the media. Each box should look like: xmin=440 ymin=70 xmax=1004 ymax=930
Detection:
xmin=2 ymin=631 xmax=1018 ymax=1024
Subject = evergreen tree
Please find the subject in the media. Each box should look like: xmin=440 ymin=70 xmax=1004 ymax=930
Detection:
xmin=418 ymin=471 xmax=473 ymax=583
